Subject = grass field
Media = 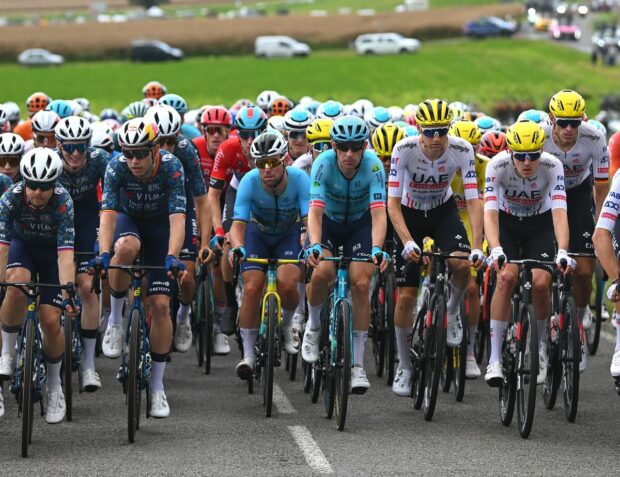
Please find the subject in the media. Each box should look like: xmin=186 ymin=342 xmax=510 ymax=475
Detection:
xmin=0 ymin=38 xmax=613 ymax=114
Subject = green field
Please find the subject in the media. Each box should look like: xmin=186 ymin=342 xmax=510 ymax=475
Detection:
xmin=1 ymin=39 xmax=613 ymax=114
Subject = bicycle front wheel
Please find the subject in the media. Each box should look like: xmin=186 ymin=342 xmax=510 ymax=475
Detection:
xmin=334 ymin=300 xmax=351 ymax=431
xmin=423 ymin=294 xmax=446 ymax=422
xmin=543 ymin=317 xmax=561 ymax=410
xmin=562 ymin=296 xmax=580 ymax=422
xmin=21 ymin=319 xmax=36 ymax=458
xmin=127 ymin=309 xmax=141 ymax=443
xmin=204 ymin=276 xmax=214 ymax=375
xmin=384 ymin=272 xmax=396 ymax=386
xmin=586 ymin=270 xmax=604 ymax=356
xmin=63 ymin=314 xmax=73 ymax=422
xmin=453 ymin=298 xmax=468 ymax=402
xmin=516 ymin=304 xmax=538 ymax=439
xmin=263 ymin=295 xmax=277 ymax=418
xmin=371 ymin=286 xmax=384 ymax=378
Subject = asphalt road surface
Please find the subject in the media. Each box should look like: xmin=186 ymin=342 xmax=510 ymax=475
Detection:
xmin=1 ymin=322 xmax=620 ymax=475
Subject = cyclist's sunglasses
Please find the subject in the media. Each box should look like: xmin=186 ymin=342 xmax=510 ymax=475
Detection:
xmin=334 ymin=141 xmax=365 ymax=152
xmin=512 ymin=151 xmax=541 ymax=162
xmin=204 ymin=126 xmax=229 ymax=136
xmin=25 ymin=179 xmax=55 ymax=191
xmin=554 ymin=118 xmax=582 ymax=129
xmin=288 ymin=131 xmax=306 ymax=140
xmin=0 ymin=156 xmax=20 ymax=168
xmin=61 ymin=142 xmax=88 ymax=154
xmin=34 ymin=133 xmax=55 ymax=145
xmin=256 ymin=157 xmax=283 ymax=169
xmin=238 ymin=130 xmax=261 ymax=140
xmin=420 ymin=127 xmax=450 ymax=138
xmin=123 ymin=148 xmax=152 ymax=160
xmin=159 ymin=136 xmax=177 ymax=147
xmin=312 ymin=141 xmax=332 ymax=153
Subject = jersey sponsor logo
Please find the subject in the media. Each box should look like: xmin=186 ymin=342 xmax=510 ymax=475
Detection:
xmin=601 ymin=212 xmax=617 ymax=221
xmin=372 ymin=164 xmax=380 ymax=173
xmin=438 ymin=165 xmax=445 ymax=172
xmin=604 ymin=200 xmax=620 ymax=211
xmin=581 ymin=133 xmax=598 ymax=142
xmin=464 ymin=183 xmax=477 ymax=189
xmin=504 ymin=189 xmax=542 ymax=205
xmin=610 ymin=191 xmax=620 ymax=199
xmin=410 ymin=173 xmax=449 ymax=185
xmin=389 ymin=169 xmax=397 ymax=177
xmin=397 ymin=142 xmax=415 ymax=151
xmin=484 ymin=196 xmax=497 ymax=202
xmin=551 ymin=194 xmax=566 ymax=201
xmin=598 ymin=167 xmax=609 ymax=174
xmin=388 ymin=181 xmax=400 ymax=188
xmin=449 ymin=144 xmax=468 ymax=153
xmin=373 ymin=193 xmax=382 ymax=200
xmin=554 ymin=184 xmax=565 ymax=191
xmin=465 ymin=171 xmax=477 ymax=178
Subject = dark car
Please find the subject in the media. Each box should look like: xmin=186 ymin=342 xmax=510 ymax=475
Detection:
xmin=464 ymin=16 xmax=519 ymax=38
xmin=130 ymin=40 xmax=183 ymax=62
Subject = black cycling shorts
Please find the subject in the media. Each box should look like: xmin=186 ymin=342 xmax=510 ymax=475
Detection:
xmin=499 ymin=210 xmax=556 ymax=264
xmin=566 ymin=179 xmax=595 ymax=254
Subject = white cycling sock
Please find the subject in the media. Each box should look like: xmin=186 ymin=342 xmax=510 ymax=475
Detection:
xmin=150 ymin=361 xmax=166 ymax=392
xmin=353 ymin=330 xmax=368 ymax=368
xmin=467 ymin=324 xmax=477 ymax=357
xmin=615 ymin=313 xmax=620 ymax=353
xmin=489 ymin=320 xmax=508 ymax=365
xmin=295 ymin=282 xmax=306 ymax=314
xmin=395 ymin=326 xmax=412 ymax=371
xmin=176 ymin=302 xmax=191 ymax=325
xmin=282 ymin=308 xmax=294 ymax=327
xmin=240 ymin=328 xmax=258 ymax=360
xmin=307 ymin=303 xmax=322 ymax=330
xmin=538 ymin=319 xmax=547 ymax=351
xmin=108 ymin=293 xmax=125 ymax=327
xmin=82 ymin=337 xmax=96 ymax=371
xmin=447 ymin=282 xmax=466 ymax=315
xmin=1 ymin=330 xmax=18 ymax=356
xmin=46 ymin=361 xmax=62 ymax=392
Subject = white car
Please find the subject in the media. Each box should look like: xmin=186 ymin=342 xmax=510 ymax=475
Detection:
xmin=17 ymin=49 xmax=64 ymax=66
xmin=255 ymin=36 xmax=311 ymax=58
xmin=354 ymin=32 xmax=420 ymax=55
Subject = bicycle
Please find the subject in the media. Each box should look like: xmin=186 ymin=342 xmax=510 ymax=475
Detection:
xmin=1 ymin=281 xmax=76 ymax=457
xmin=475 ymin=265 xmax=495 ymax=365
xmin=586 ymin=258 xmax=607 ymax=356
xmin=440 ymin=294 xmax=468 ymax=402
xmin=194 ymin=249 xmax=219 ymax=374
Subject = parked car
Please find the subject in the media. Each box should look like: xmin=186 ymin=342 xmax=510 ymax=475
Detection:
xmin=17 ymin=48 xmax=64 ymax=66
xmin=549 ymin=18 xmax=581 ymax=41
xmin=254 ymin=36 xmax=311 ymax=58
xmin=354 ymin=32 xmax=420 ymax=55
xmin=464 ymin=16 xmax=518 ymax=38
xmin=534 ymin=15 xmax=554 ymax=32
xmin=130 ymin=40 xmax=183 ymax=62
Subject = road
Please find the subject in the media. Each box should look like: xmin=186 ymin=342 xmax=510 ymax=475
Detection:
xmin=1 ymin=322 xmax=619 ymax=475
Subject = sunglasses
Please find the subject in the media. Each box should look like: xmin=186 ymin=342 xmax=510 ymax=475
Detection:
xmin=123 ymin=148 xmax=152 ymax=160
xmin=25 ymin=179 xmax=55 ymax=191
xmin=334 ymin=141 xmax=365 ymax=152
xmin=312 ymin=142 xmax=332 ymax=152
xmin=288 ymin=131 xmax=306 ymax=140
xmin=256 ymin=157 xmax=283 ymax=169
xmin=0 ymin=156 xmax=20 ymax=168
xmin=421 ymin=127 xmax=450 ymax=138
xmin=555 ymin=118 xmax=582 ymax=129
xmin=204 ymin=126 xmax=229 ymax=136
xmin=239 ymin=130 xmax=261 ymax=140
xmin=512 ymin=151 xmax=542 ymax=162
xmin=159 ymin=136 xmax=177 ymax=147
xmin=61 ymin=142 xmax=89 ymax=154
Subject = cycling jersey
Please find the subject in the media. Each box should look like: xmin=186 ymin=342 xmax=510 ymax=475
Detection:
xmin=209 ymin=138 xmax=251 ymax=190
xmin=0 ymin=173 xmax=12 ymax=194
xmin=292 ymin=152 xmax=312 ymax=177
xmin=172 ymin=138 xmax=207 ymax=198
xmin=57 ymin=147 xmax=109 ymax=205
xmin=309 ymin=149 xmax=386 ymax=223
xmin=181 ymin=124 xmax=201 ymax=140
xmin=451 ymin=153 xmax=489 ymax=210
xmin=596 ymin=169 xmax=620 ymax=232
xmin=484 ymin=151 xmax=566 ymax=217
xmin=542 ymin=122 xmax=609 ymax=189
xmin=389 ymin=136 xmax=478 ymax=211
xmin=101 ymin=152 xmax=186 ymax=218
xmin=233 ymin=166 xmax=310 ymax=235
xmin=192 ymin=135 xmax=215 ymax=184
xmin=13 ymin=119 xmax=32 ymax=141
xmin=0 ymin=182 xmax=74 ymax=250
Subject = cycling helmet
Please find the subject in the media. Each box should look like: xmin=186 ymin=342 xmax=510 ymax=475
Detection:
xmin=231 ymin=98 xmax=253 ymax=112
xmin=65 ymin=100 xmax=83 ymax=118
xmin=268 ymin=96 xmax=291 ymax=117
xmin=284 ymin=108 xmax=314 ymax=132
xmin=517 ymin=109 xmax=551 ymax=127
xmin=200 ymin=106 xmax=232 ymax=127
xmin=403 ymin=125 xmax=419 ymax=137
xmin=235 ymin=106 xmax=267 ymax=131
xmin=144 ymin=105 xmax=181 ymax=137
xmin=479 ymin=131 xmax=508 ymax=157
xmin=100 ymin=108 xmax=119 ymax=122
xmin=0 ymin=133 xmax=25 ymax=156
xmin=102 ymin=118 xmax=121 ymax=132
xmin=117 ymin=118 xmax=159 ymax=149
xmin=250 ymin=131 xmax=288 ymax=159
xmin=506 ymin=120 xmax=545 ymax=152
xmin=267 ymin=115 xmax=286 ymax=134
xmin=32 ymin=110 xmax=61 ymax=133
xmin=449 ymin=120 xmax=482 ymax=146
xmin=415 ymin=99 xmax=453 ymax=128
xmin=352 ymin=99 xmax=374 ymax=120
xmin=449 ymin=101 xmax=471 ymax=114
xmin=368 ymin=106 xmax=391 ymax=130
xmin=26 ymin=92 xmax=50 ymax=116
xmin=474 ymin=116 xmax=502 ymax=134
xmin=2 ymin=102 xmax=20 ymax=122
xmin=588 ymin=119 xmax=607 ymax=137
xmin=305 ymin=100 xmax=321 ymax=116
xmin=55 ymin=116 xmax=92 ymax=142
xmin=91 ymin=121 xmax=113 ymax=137
xmin=91 ymin=129 xmax=114 ymax=150
xmin=73 ymin=97 xmax=90 ymax=112
xmin=549 ymin=89 xmax=585 ymax=118
xmin=20 ymin=147 xmax=63 ymax=182
xmin=306 ymin=118 xmax=334 ymax=143
xmin=371 ymin=123 xmax=405 ymax=157
xmin=142 ymin=81 xmax=167 ymax=100
xmin=159 ymin=94 xmax=188 ymax=115
xmin=46 ymin=100 xmax=73 ymax=119
xmin=462 ymin=111 xmax=485 ymax=122
xmin=317 ymin=100 xmax=344 ymax=120
xmin=330 ymin=116 xmax=369 ymax=142
xmin=0 ymin=108 xmax=9 ymax=133
xmin=123 ymin=101 xmax=148 ymax=121
xmin=142 ymin=97 xmax=159 ymax=109
xmin=256 ymin=90 xmax=279 ymax=113
xmin=388 ymin=106 xmax=405 ymax=123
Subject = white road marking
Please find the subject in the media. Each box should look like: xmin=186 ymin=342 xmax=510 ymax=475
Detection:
xmin=273 ymin=383 xmax=297 ymax=414
xmin=288 ymin=425 xmax=334 ymax=474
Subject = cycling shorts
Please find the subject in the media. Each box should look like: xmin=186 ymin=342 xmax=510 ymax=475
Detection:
xmin=499 ymin=210 xmax=555 ymax=266
xmin=566 ymin=178 xmax=595 ymax=254
xmin=74 ymin=197 xmax=100 ymax=274
xmin=7 ymin=236 xmax=63 ymax=308
xmin=320 ymin=210 xmax=372 ymax=260
xmin=458 ymin=209 xmax=479 ymax=278
xmin=242 ymin=221 xmax=302 ymax=273
xmin=180 ymin=202 xmax=198 ymax=262
xmin=394 ymin=197 xmax=470 ymax=288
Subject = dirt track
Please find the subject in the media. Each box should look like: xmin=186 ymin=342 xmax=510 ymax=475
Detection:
xmin=0 ymin=0 xmax=231 ymax=13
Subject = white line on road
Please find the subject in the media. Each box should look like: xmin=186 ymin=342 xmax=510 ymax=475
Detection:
xmin=273 ymin=383 xmax=297 ymax=414
xmin=288 ymin=425 xmax=334 ymax=474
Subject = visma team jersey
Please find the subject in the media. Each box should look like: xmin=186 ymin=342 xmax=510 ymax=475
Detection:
xmin=389 ymin=136 xmax=478 ymax=211
xmin=0 ymin=173 xmax=12 ymax=194
xmin=0 ymin=182 xmax=74 ymax=249
xmin=484 ymin=151 xmax=566 ymax=217
xmin=101 ymin=152 xmax=186 ymax=218
xmin=596 ymin=169 xmax=620 ymax=231
xmin=57 ymin=147 xmax=109 ymax=205
xmin=172 ymin=138 xmax=207 ymax=197
xmin=542 ymin=122 xmax=609 ymax=189
xmin=309 ymin=149 xmax=386 ymax=223
xmin=233 ymin=166 xmax=310 ymax=235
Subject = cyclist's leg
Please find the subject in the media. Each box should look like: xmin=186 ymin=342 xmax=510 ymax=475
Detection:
xmin=175 ymin=211 xmax=198 ymax=353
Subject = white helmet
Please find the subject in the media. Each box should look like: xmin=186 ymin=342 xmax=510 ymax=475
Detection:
xmin=73 ymin=97 xmax=90 ymax=112
xmin=0 ymin=133 xmax=25 ymax=156
xmin=283 ymin=107 xmax=314 ymax=132
xmin=65 ymin=99 xmax=83 ymax=117
xmin=32 ymin=110 xmax=61 ymax=133
xmin=256 ymin=90 xmax=279 ymax=112
xmin=267 ymin=115 xmax=286 ymax=134
xmin=55 ymin=116 xmax=92 ymax=142
xmin=20 ymin=147 xmax=63 ymax=182
xmin=91 ymin=121 xmax=113 ymax=137
xmin=449 ymin=101 xmax=471 ymax=113
xmin=388 ymin=106 xmax=405 ymax=122
xmin=0 ymin=107 xmax=8 ymax=133
xmin=250 ymin=131 xmax=288 ymax=159
xmin=144 ymin=105 xmax=181 ymax=137
xmin=117 ymin=118 xmax=159 ymax=148
xmin=91 ymin=129 xmax=114 ymax=150
xmin=298 ymin=96 xmax=315 ymax=106
xmin=352 ymin=99 xmax=374 ymax=120
xmin=2 ymin=102 xmax=21 ymax=122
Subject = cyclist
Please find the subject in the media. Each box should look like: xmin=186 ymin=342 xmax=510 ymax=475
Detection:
xmin=143 ymin=81 xmax=167 ymax=100
xmin=292 ymin=118 xmax=333 ymax=176
xmin=3 ymin=102 xmax=21 ymax=133
xmin=0 ymin=148 xmax=78 ymax=424
xmin=0 ymin=133 xmax=26 ymax=185
xmin=13 ymin=92 xmax=51 ymax=141
xmin=229 ymin=131 xmax=310 ymax=377
xmin=302 ymin=115 xmax=389 ymax=394
xmin=90 ymin=118 xmax=187 ymax=418
xmin=543 ymin=89 xmax=610 ymax=372
xmin=28 ymin=110 xmax=61 ymax=152
xmin=478 ymin=130 xmax=508 ymax=159
xmin=483 ymin=120 xmax=572 ymax=387
xmin=387 ymin=99 xmax=483 ymax=396
xmin=55 ymin=116 xmax=110 ymax=391
xmin=283 ymin=108 xmax=313 ymax=165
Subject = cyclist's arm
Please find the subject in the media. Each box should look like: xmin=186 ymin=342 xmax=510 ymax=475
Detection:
xmin=229 ymin=221 xmax=246 ymax=249
xmin=593 ymin=228 xmax=618 ymax=280
xmin=551 ymin=208 xmax=569 ymax=251
xmin=461 ymin=150 xmax=483 ymax=250
xmin=308 ymin=157 xmax=327 ymax=246
xmin=168 ymin=213 xmax=186 ymax=258
xmin=58 ymin=250 xmax=76 ymax=295
xmin=98 ymin=210 xmax=117 ymax=255
xmin=194 ymin=194 xmax=211 ymax=249
xmin=370 ymin=207 xmax=387 ymax=250
xmin=369 ymin=155 xmax=387 ymax=249
xmin=207 ymin=187 xmax=223 ymax=232
xmin=549 ymin=158 xmax=568 ymax=251
xmin=307 ymin=206 xmax=324 ymax=246
xmin=166 ymin=160 xmax=187 ymax=258
xmin=483 ymin=209 xmax=500 ymax=250
xmin=594 ymin=180 xmax=610 ymax=222
xmin=387 ymin=197 xmax=413 ymax=244
xmin=483 ymin=160 xmax=500 ymax=250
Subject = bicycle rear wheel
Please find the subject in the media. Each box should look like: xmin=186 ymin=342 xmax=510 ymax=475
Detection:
xmin=203 ymin=276 xmax=214 ymax=375
xmin=384 ymin=272 xmax=396 ymax=386
xmin=194 ymin=280 xmax=205 ymax=367
xmin=586 ymin=270 xmax=604 ymax=356
xmin=263 ymin=295 xmax=277 ymax=418
xmin=440 ymin=346 xmax=453 ymax=393
xmin=127 ymin=309 xmax=141 ymax=443
xmin=499 ymin=335 xmax=516 ymax=427
xmin=321 ymin=298 xmax=335 ymax=417
xmin=453 ymin=299 xmax=468 ymax=402
xmin=411 ymin=297 xmax=427 ymax=410
xmin=289 ymin=351 xmax=298 ymax=381
xmin=516 ymin=304 xmax=538 ymax=439
xmin=562 ymin=296 xmax=580 ymax=422
xmin=371 ymin=286 xmax=384 ymax=378
xmin=63 ymin=314 xmax=73 ymax=422
xmin=543 ymin=316 xmax=561 ymax=410
xmin=334 ymin=300 xmax=351 ymax=431
xmin=21 ymin=319 xmax=35 ymax=458
xmin=423 ymin=294 xmax=446 ymax=422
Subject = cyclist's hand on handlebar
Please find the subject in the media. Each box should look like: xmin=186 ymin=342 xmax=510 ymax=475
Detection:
xmin=304 ymin=243 xmax=323 ymax=268
xmin=228 ymin=246 xmax=247 ymax=266
xmin=469 ymin=248 xmax=485 ymax=270
xmin=198 ymin=246 xmax=215 ymax=265
xmin=371 ymin=246 xmax=390 ymax=273
xmin=165 ymin=254 xmax=187 ymax=280
xmin=87 ymin=252 xmax=110 ymax=277
xmin=490 ymin=246 xmax=506 ymax=272
xmin=402 ymin=240 xmax=421 ymax=263
xmin=62 ymin=295 xmax=81 ymax=317
xmin=607 ymin=282 xmax=620 ymax=302
xmin=209 ymin=227 xmax=226 ymax=250
xmin=555 ymin=249 xmax=576 ymax=275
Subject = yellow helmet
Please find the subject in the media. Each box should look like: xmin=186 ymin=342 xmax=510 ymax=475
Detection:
xmin=548 ymin=89 xmax=586 ymax=118
xmin=506 ymin=120 xmax=546 ymax=152
xmin=449 ymin=120 xmax=482 ymax=146
xmin=371 ymin=122 xmax=405 ymax=157
xmin=306 ymin=118 xmax=333 ymax=143
xmin=415 ymin=99 xmax=453 ymax=128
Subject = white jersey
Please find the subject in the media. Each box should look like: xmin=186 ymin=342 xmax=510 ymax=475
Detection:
xmin=542 ymin=122 xmax=609 ymax=189
xmin=596 ymin=169 xmax=620 ymax=231
xmin=292 ymin=152 xmax=312 ymax=177
xmin=484 ymin=151 xmax=567 ymax=217
xmin=388 ymin=136 xmax=478 ymax=211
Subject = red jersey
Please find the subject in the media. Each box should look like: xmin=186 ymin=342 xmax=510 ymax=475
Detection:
xmin=192 ymin=136 xmax=215 ymax=184
xmin=610 ymin=131 xmax=620 ymax=179
xmin=209 ymin=137 xmax=251 ymax=190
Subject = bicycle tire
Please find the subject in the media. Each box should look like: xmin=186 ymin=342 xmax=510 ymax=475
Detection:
xmin=499 ymin=332 xmax=516 ymax=427
xmin=264 ymin=295 xmax=277 ymax=418
xmin=411 ymin=295 xmax=428 ymax=410
xmin=440 ymin=346 xmax=453 ymax=393
xmin=204 ymin=276 xmax=213 ymax=375
xmin=542 ymin=332 xmax=561 ymax=410
xmin=289 ymin=352 xmax=298 ymax=381
xmin=454 ymin=298 xmax=468 ymax=402
xmin=21 ymin=319 xmax=35 ymax=458
xmin=516 ymin=304 xmax=538 ymax=439
xmin=586 ymin=272 xmax=604 ymax=356
xmin=127 ymin=308 xmax=141 ymax=443
xmin=63 ymin=314 xmax=73 ymax=422
xmin=423 ymin=294 xmax=446 ymax=421
xmin=322 ymin=297 xmax=335 ymax=418
xmin=194 ymin=280 xmax=205 ymax=367
xmin=96 ymin=293 xmax=104 ymax=357
xmin=334 ymin=300 xmax=351 ymax=431
xmin=303 ymin=360 xmax=312 ymax=393
xmin=562 ymin=296 xmax=580 ymax=422
xmin=312 ymin=304 xmax=330 ymax=403
xmin=371 ymin=286 xmax=384 ymax=378
xmin=384 ymin=271 xmax=396 ymax=386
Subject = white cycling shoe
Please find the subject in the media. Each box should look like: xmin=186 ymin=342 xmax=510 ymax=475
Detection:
xmin=350 ymin=366 xmax=370 ymax=394
xmin=580 ymin=343 xmax=587 ymax=373
xmin=485 ymin=361 xmax=503 ymax=387
xmin=537 ymin=348 xmax=549 ymax=385
xmin=80 ymin=368 xmax=101 ymax=393
xmin=174 ymin=320 xmax=192 ymax=353
xmin=447 ymin=313 xmax=463 ymax=348
xmin=0 ymin=353 xmax=15 ymax=380
xmin=610 ymin=350 xmax=620 ymax=377
xmin=150 ymin=390 xmax=170 ymax=418
xmin=102 ymin=325 xmax=122 ymax=359
xmin=45 ymin=388 xmax=66 ymax=424
xmin=213 ymin=332 xmax=230 ymax=355
xmin=283 ymin=325 xmax=300 ymax=355
xmin=301 ymin=328 xmax=320 ymax=363
xmin=236 ymin=358 xmax=255 ymax=380
xmin=581 ymin=307 xmax=593 ymax=330
xmin=392 ymin=368 xmax=412 ymax=396
xmin=465 ymin=356 xmax=481 ymax=379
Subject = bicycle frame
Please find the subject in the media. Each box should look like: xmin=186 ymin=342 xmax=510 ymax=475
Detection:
xmin=11 ymin=298 xmax=45 ymax=402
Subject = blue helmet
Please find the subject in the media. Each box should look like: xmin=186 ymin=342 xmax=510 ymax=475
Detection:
xmin=368 ymin=106 xmax=391 ymax=129
xmin=284 ymin=108 xmax=314 ymax=132
xmin=100 ymin=108 xmax=119 ymax=122
xmin=159 ymin=94 xmax=188 ymax=115
xmin=305 ymin=100 xmax=321 ymax=116
xmin=517 ymin=109 xmax=551 ymax=127
xmin=474 ymin=116 xmax=502 ymax=133
xmin=318 ymin=100 xmax=344 ymax=120
xmin=330 ymin=115 xmax=369 ymax=142
xmin=403 ymin=125 xmax=419 ymax=137
xmin=235 ymin=106 xmax=267 ymax=131
xmin=46 ymin=99 xmax=72 ymax=119
xmin=588 ymin=119 xmax=607 ymax=136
